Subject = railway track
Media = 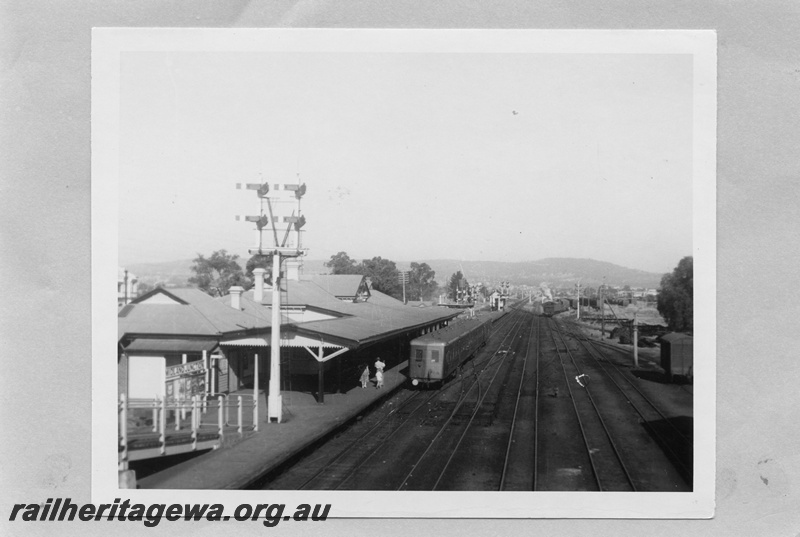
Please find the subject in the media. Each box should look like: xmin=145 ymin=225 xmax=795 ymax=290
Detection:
xmin=499 ymin=313 xmax=539 ymax=491
xmin=549 ymin=318 xmax=637 ymax=491
xmin=398 ymin=312 xmax=532 ymax=490
xmin=260 ymin=307 xmax=691 ymax=492
xmin=261 ymin=307 xmax=527 ymax=490
xmin=562 ymin=323 xmax=693 ymax=486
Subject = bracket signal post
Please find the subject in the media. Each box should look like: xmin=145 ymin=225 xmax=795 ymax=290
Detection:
xmin=239 ymin=181 xmax=307 ymax=424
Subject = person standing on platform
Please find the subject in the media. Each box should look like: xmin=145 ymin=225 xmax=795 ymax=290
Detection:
xmin=359 ymin=364 xmax=370 ymax=389
xmin=376 ymin=369 xmax=384 ymax=389
xmin=374 ymin=357 xmax=386 ymax=388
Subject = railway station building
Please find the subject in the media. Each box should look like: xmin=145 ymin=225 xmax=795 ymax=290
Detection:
xmin=117 ymin=287 xmax=269 ymax=401
xmin=118 ymin=265 xmax=460 ymax=405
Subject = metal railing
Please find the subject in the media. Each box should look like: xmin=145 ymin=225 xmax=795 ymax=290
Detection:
xmin=118 ymin=393 xmax=258 ymax=463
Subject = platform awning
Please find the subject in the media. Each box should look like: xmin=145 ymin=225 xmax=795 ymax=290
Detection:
xmin=220 ymin=337 xmax=269 ymax=347
xmin=123 ymin=338 xmax=218 ymax=354
xmin=221 ymin=333 xmax=346 ymax=349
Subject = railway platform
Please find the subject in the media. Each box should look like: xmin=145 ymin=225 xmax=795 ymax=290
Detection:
xmin=137 ymin=363 xmax=408 ymax=489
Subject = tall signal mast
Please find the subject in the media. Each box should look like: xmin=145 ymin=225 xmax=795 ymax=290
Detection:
xmin=236 ymin=180 xmax=307 ymax=423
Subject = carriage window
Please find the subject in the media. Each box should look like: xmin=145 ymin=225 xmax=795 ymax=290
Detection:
xmin=415 ymin=349 xmax=423 ymax=360
xmin=431 ymin=350 xmax=439 ymax=363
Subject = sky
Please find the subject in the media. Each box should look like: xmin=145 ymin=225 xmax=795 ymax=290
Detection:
xmin=119 ymin=46 xmax=694 ymax=274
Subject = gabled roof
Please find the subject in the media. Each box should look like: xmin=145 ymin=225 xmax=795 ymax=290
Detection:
xmin=167 ymin=288 xmax=270 ymax=332
xmin=309 ymin=274 xmax=368 ymax=300
xmin=121 ymin=278 xmax=460 ymax=350
xmin=290 ymin=289 xmax=460 ymax=348
xmin=216 ymin=293 xmax=273 ymax=325
xmin=285 ymin=279 xmax=348 ymax=308
xmin=231 ymin=277 xmax=459 ymax=349
xmin=119 ymin=303 xmax=220 ymax=337
xmin=119 ymin=288 xmax=267 ymax=340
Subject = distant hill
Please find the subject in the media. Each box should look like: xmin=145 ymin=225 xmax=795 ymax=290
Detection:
xmin=125 ymin=257 xmax=662 ymax=290
xmin=123 ymin=259 xmax=198 ymax=287
xmin=417 ymin=258 xmax=663 ymax=289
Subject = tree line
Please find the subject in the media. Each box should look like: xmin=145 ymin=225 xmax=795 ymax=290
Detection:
xmin=656 ymin=256 xmax=693 ymax=333
xmin=143 ymin=249 xmax=445 ymax=303
xmin=138 ymin=250 xmax=267 ymax=297
xmin=324 ymin=251 xmax=438 ymax=301
xmin=143 ymin=249 xmax=593 ymax=309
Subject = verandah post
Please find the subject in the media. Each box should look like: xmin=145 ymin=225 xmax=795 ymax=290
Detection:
xmin=217 ymin=395 xmax=224 ymax=444
xmin=159 ymin=396 xmax=167 ymax=455
xmin=191 ymin=395 xmax=198 ymax=450
xmin=119 ymin=393 xmax=128 ymax=462
xmin=253 ymin=352 xmax=259 ymax=432
xmin=237 ymin=395 xmax=243 ymax=435
xmin=318 ymin=358 xmax=325 ymax=404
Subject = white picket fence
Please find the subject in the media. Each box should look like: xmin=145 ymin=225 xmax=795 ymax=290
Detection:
xmin=118 ymin=392 xmax=258 ymax=463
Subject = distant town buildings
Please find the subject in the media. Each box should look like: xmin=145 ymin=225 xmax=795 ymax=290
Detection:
xmin=118 ymin=268 xmax=138 ymax=307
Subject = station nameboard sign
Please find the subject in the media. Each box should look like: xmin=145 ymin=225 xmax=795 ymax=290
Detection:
xmin=165 ymin=360 xmax=205 ymax=380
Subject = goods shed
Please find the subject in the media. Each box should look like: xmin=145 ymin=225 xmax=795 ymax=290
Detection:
xmin=660 ymin=332 xmax=693 ymax=383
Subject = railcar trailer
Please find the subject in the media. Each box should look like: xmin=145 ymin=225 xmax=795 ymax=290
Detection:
xmin=409 ymin=316 xmax=493 ymax=387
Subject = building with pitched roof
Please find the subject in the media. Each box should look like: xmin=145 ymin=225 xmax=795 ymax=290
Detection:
xmin=216 ymin=269 xmax=459 ymax=403
xmin=118 ymin=267 xmax=460 ymax=405
xmin=118 ymin=287 xmax=268 ymax=400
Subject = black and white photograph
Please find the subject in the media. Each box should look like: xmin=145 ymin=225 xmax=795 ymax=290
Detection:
xmin=5 ymin=1 xmax=800 ymax=536
xmin=92 ymin=29 xmax=715 ymax=517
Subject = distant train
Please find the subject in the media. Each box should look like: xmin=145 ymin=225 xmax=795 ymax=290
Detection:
xmin=408 ymin=314 xmax=495 ymax=387
xmin=542 ymin=298 xmax=571 ymax=317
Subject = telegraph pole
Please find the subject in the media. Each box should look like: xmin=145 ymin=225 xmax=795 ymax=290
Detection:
xmin=600 ymin=279 xmax=605 ymax=339
xmin=123 ymin=269 xmax=129 ymax=306
xmin=633 ymin=313 xmax=639 ymax=368
xmin=398 ymin=271 xmax=409 ymax=304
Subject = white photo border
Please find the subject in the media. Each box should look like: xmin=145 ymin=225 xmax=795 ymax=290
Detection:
xmin=92 ymin=28 xmax=716 ymax=518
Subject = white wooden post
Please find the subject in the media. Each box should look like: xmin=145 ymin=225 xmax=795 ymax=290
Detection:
xmin=217 ymin=395 xmax=224 ymax=444
xmin=119 ymin=393 xmax=128 ymax=462
xmin=175 ymin=399 xmax=181 ymax=431
xmin=180 ymin=382 xmax=187 ymax=422
xmin=253 ymin=352 xmax=259 ymax=431
xmin=211 ymin=355 xmax=217 ymax=395
xmin=225 ymin=389 xmax=230 ymax=425
xmin=151 ymin=400 xmax=158 ymax=433
xmin=202 ymin=350 xmax=209 ymax=413
xmin=191 ymin=395 xmax=198 ymax=450
xmin=237 ymin=396 xmax=243 ymax=434
xmin=159 ymin=396 xmax=167 ymax=455
xmin=180 ymin=354 xmax=188 ymax=421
